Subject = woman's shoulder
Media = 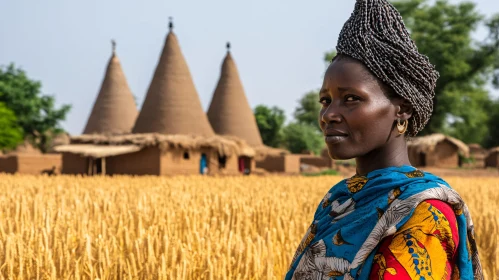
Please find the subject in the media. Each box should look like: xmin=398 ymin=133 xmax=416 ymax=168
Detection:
xmin=370 ymin=199 xmax=460 ymax=279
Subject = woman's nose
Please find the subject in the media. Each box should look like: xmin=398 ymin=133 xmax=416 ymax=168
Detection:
xmin=321 ymin=102 xmax=342 ymax=124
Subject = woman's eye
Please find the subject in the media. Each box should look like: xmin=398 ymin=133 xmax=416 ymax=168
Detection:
xmin=345 ymin=95 xmax=360 ymax=102
xmin=319 ymin=98 xmax=331 ymax=105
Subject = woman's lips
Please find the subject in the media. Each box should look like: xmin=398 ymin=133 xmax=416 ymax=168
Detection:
xmin=323 ymin=128 xmax=348 ymax=144
xmin=325 ymin=135 xmax=348 ymax=144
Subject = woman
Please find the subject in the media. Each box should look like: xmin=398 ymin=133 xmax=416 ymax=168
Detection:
xmin=286 ymin=0 xmax=483 ymax=279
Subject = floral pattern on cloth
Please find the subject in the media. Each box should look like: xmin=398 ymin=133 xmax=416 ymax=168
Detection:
xmin=369 ymin=200 xmax=460 ymax=279
xmin=285 ymin=166 xmax=483 ymax=280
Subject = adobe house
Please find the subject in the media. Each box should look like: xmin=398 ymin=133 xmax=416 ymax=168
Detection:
xmin=485 ymin=147 xmax=499 ymax=168
xmin=0 ymin=141 xmax=61 ymax=175
xmin=254 ymin=153 xmax=301 ymax=174
xmin=207 ymin=43 xmax=264 ymax=147
xmin=467 ymin=143 xmax=487 ymax=168
xmin=407 ymin=133 xmax=469 ymax=168
xmin=83 ymin=40 xmax=138 ymax=135
xmin=299 ymin=154 xmax=334 ymax=171
xmin=206 ymin=43 xmax=300 ymax=172
xmin=132 ymin=21 xmax=214 ymax=137
xmin=55 ymin=134 xmax=255 ymax=176
xmin=56 ymin=21 xmax=259 ymax=176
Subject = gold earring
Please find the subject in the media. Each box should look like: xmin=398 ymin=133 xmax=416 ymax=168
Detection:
xmin=397 ymin=119 xmax=408 ymax=135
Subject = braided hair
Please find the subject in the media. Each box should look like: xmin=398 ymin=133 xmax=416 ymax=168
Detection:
xmin=335 ymin=0 xmax=439 ymax=136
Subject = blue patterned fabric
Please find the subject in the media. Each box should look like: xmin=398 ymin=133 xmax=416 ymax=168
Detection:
xmin=285 ymin=165 xmax=482 ymax=280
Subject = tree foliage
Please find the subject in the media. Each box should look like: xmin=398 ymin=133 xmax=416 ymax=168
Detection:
xmin=282 ymin=123 xmax=324 ymax=155
xmin=0 ymin=102 xmax=23 ymax=151
xmin=293 ymin=91 xmax=322 ymax=132
xmin=0 ymin=64 xmax=71 ymax=152
xmin=391 ymin=0 xmax=499 ymax=144
xmin=254 ymin=105 xmax=286 ymax=148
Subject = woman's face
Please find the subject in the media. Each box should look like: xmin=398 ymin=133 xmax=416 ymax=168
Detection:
xmin=319 ymin=56 xmax=402 ymax=160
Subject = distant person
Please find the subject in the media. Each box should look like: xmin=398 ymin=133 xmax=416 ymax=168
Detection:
xmin=286 ymin=0 xmax=483 ymax=279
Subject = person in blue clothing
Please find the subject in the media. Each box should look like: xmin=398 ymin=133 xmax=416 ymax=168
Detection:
xmin=285 ymin=0 xmax=483 ymax=279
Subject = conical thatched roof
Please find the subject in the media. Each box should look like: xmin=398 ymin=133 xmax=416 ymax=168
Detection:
xmin=83 ymin=41 xmax=138 ymax=134
xmin=132 ymin=25 xmax=214 ymax=136
xmin=207 ymin=44 xmax=263 ymax=146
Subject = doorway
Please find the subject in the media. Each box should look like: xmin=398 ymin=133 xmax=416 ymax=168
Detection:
xmin=238 ymin=156 xmax=252 ymax=175
xmin=200 ymin=154 xmax=208 ymax=175
xmin=218 ymin=154 xmax=227 ymax=170
xmin=419 ymin=152 xmax=426 ymax=166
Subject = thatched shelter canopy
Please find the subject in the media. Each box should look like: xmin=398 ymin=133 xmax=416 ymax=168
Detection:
xmin=69 ymin=133 xmax=254 ymax=158
xmin=207 ymin=44 xmax=263 ymax=146
xmin=407 ymin=133 xmax=469 ymax=157
xmin=54 ymin=144 xmax=141 ymax=158
xmin=84 ymin=41 xmax=138 ymax=134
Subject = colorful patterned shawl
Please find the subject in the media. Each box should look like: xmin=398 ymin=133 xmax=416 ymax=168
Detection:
xmin=285 ymin=165 xmax=482 ymax=280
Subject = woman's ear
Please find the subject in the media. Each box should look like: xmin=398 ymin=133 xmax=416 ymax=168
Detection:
xmin=395 ymin=99 xmax=413 ymax=120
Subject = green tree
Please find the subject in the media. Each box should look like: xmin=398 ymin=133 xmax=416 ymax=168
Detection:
xmin=282 ymin=123 xmax=324 ymax=155
xmin=391 ymin=0 xmax=499 ymax=143
xmin=293 ymin=91 xmax=322 ymax=131
xmin=254 ymin=105 xmax=286 ymax=148
xmin=484 ymin=99 xmax=499 ymax=148
xmin=0 ymin=102 xmax=23 ymax=150
xmin=0 ymin=64 xmax=71 ymax=152
xmin=324 ymin=50 xmax=336 ymax=64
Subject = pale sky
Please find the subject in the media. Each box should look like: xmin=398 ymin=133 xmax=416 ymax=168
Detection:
xmin=1 ymin=0 xmax=498 ymax=135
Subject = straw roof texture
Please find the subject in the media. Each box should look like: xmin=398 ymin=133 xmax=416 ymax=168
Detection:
xmin=207 ymin=50 xmax=263 ymax=146
xmin=70 ymin=133 xmax=253 ymax=158
xmin=54 ymin=144 xmax=141 ymax=158
xmin=83 ymin=47 xmax=138 ymax=134
xmin=468 ymin=143 xmax=486 ymax=154
xmin=253 ymin=145 xmax=289 ymax=160
xmin=132 ymin=31 xmax=214 ymax=136
xmin=489 ymin=147 xmax=499 ymax=153
xmin=407 ymin=133 xmax=469 ymax=157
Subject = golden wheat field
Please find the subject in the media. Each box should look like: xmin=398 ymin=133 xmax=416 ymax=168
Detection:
xmin=0 ymin=174 xmax=496 ymax=280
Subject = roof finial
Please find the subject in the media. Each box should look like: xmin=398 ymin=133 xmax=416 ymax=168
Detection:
xmin=111 ymin=39 xmax=116 ymax=54
xmin=169 ymin=17 xmax=174 ymax=31
xmin=226 ymin=42 xmax=231 ymax=52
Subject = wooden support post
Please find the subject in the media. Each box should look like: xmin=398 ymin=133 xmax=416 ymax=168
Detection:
xmin=102 ymin=157 xmax=106 ymax=176
xmin=87 ymin=158 xmax=92 ymax=175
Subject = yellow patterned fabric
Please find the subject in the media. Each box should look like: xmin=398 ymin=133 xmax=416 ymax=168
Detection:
xmin=374 ymin=200 xmax=458 ymax=279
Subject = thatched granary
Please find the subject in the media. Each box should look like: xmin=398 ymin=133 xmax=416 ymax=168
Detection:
xmin=132 ymin=23 xmax=214 ymax=136
xmin=55 ymin=134 xmax=255 ymax=176
xmin=207 ymin=44 xmax=263 ymax=146
xmin=485 ymin=147 xmax=499 ymax=168
xmin=467 ymin=143 xmax=487 ymax=168
xmin=84 ymin=41 xmax=138 ymax=134
xmin=407 ymin=134 xmax=469 ymax=168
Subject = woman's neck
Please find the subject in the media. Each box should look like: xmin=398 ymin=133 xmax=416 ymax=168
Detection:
xmin=355 ymin=138 xmax=411 ymax=176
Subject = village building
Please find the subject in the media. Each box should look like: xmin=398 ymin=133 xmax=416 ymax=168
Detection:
xmin=83 ymin=41 xmax=138 ymax=135
xmin=0 ymin=141 xmax=61 ymax=175
xmin=206 ymin=43 xmax=295 ymax=173
xmin=299 ymin=150 xmax=334 ymax=172
xmin=55 ymin=134 xmax=254 ymax=176
xmin=407 ymin=133 xmax=469 ymax=168
xmin=485 ymin=147 xmax=499 ymax=168
xmin=467 ymin=143 xmax=487 ymax=168
xmin=58 ymin=21 xmax=256 ymax=176
xmin=207 ymin=43 xmax=263 ymax=146
xmin=132 ymin=21 xmax=214 ymax=137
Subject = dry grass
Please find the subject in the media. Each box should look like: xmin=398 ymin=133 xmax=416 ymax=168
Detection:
xmin=0 ymin=175 xmax=496 ymax=279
